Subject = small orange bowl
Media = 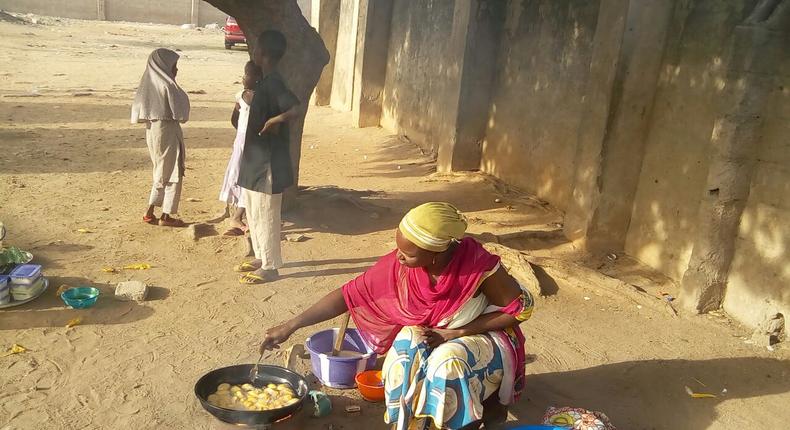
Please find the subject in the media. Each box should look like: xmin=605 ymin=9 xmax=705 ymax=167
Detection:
xmin=355 ymin=370 xmax=384 ymax=402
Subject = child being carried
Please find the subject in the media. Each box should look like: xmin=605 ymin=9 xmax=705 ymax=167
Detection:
xmin=219 ymin=61 xmax=262 ymax=236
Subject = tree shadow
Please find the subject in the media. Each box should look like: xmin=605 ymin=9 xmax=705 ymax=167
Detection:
xmin=0 ymin=98 xmax=241 ymax=171
xmin=282 ymin=256 xmax=378 ymax=269
xmin=0 ymin=276 xmax=156 ymax=330
xmin=280 ymin=265 xmax=372 ymax=281
xmin=283 ymin=185 xmax=401 ymax=236
xmin=503 ymin=357 xmax=790 ymax=429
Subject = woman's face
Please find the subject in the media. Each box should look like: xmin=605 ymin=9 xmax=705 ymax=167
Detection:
xmin=171 ymin=63 xmax=178 ymax=79
xmin=395 ymin=229 xmax=434 ymax=268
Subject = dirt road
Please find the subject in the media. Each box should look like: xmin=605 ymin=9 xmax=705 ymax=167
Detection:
xmin=0 ymin=17 xmax=788 ymax=430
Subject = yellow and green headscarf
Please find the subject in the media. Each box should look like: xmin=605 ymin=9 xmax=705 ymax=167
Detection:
xmin=398 ymin=202 xmax=467 ymax=252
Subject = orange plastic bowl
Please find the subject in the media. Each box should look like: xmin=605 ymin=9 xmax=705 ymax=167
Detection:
xmin=355 ymin=370 xmax=384 ymax=402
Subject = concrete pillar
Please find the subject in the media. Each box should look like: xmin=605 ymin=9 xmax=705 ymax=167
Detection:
xmin=190 ymin=0 xmax=200 ymax=26
xmin=436 ymin=0 xmax=504 ymax=172
xmin=311 ymin=0 xmax=340 ymax=106
xmin=351 ymin=0 xmax=393 ymax=127
xmin=96 ymin=0 xmax=106 ymax=20
xmin=564 ymin=0 xmax=675 ymax=252
xmin=678 ymin=8 xmax=783 ymax=313
xmin=330 ymin=0 xmax=360 ymax=111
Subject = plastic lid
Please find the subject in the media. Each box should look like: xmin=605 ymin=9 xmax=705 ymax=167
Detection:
xmin=10 ymin=264 xmax=42 ymax=279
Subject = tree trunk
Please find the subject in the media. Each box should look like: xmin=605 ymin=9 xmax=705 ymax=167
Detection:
xmin=678 ymin=0 xmax=788 ymax=312
xmin=206 ymin=0 xmax=330 ymax=209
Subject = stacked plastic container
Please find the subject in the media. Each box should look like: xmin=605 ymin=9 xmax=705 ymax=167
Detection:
xmin=8 ymin=264 xmax=45 ymax=301
xmin=0 ymin=275 xmax=10 ymax=305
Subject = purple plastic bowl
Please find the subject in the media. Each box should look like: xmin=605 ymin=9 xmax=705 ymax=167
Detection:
xmin=305 ymin=328 xmax=377 ymax=389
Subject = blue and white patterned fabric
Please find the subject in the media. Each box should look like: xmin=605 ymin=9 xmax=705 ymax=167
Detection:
xmin=383 ymin=326 xmax=513 ymax=430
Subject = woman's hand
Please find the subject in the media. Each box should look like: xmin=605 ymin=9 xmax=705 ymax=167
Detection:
xmin=422 ymin=327 xmax=463 ymax=348
xmin=260 ymin=321 xmax=295 ymax=353
xmin=257 ymin=289 xmax=348 ymax=354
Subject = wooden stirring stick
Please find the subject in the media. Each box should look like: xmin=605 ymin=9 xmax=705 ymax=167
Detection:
xmin=331 ymin=312 xmax=351 ymax=356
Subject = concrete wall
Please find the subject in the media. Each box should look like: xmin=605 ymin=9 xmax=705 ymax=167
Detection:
xmin=332 ymin=0 xmax=790 ymax=330
xmin=0 ymin=0 xmax=97 ymax=20
xmin=479 ymin=0 xmax=600 ymax=212
xmin=624 ymin=1 xmax=756 ymax=280
xmin=379 ymin=0 xmax=458 ymax=154
xmin=0 ymin=0 xmax=227 ymax=26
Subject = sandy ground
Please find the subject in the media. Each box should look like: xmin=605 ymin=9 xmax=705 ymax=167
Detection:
xmin=0 ymin=16 xmax=788 ymax=430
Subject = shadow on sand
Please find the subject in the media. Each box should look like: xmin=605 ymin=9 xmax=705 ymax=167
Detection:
xmin=503 ymin=357 xmax=790 ymax=429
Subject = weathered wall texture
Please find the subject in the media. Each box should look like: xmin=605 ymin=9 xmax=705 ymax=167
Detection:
xmin=479 ymin=0 xmax=600 ymax=212
xmin=329 ymin=0 xmax=359 ymax=111
xmin=324 ymin=0 xmax=789 ymax=329
xmin=624 ymin=1 xmax=757 ymax=280
xmin=723 ymin=75 xmax=790 ymax=327
xmin=379 ymin=0 xmax=458 ymax=155
xmin=0 ymin=0 xmax=227 ymax=26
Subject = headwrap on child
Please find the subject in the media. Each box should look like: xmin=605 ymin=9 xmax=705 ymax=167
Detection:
xmin=398 ymin=202 xmax=467 ymax=252
xmin=131 ymin=48 xmax=190 ymax=123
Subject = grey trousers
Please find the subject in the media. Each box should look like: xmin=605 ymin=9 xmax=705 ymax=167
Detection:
xmin=242 ymin=188 xmax=282 ymax=270
xmin=148 ymin=181 xmax=183 ymax=214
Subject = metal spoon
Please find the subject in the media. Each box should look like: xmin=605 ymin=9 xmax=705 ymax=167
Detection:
xmin=249 ymin=351 xmax=264 ymax=382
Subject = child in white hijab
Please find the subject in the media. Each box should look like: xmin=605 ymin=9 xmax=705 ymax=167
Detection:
xmin=132 ymin=48 xmax=190 ymax=227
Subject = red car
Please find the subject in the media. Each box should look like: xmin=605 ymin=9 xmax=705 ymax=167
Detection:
xmin=223 ymin=16 xmax=246 ymax=49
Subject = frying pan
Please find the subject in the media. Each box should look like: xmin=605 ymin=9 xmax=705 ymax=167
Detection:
xmin=195 ymin=364 xmax=309 ymax=427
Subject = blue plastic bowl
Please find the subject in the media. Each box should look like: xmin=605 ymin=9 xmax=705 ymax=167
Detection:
xmin=61 ymin=287 xmax=100 ymax=309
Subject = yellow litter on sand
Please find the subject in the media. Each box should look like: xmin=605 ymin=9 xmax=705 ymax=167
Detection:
xmin=101 ymin=267 xmax=117 ymax=273
xmin=685 ymin=386 xmax=717 ymax=398
xmin=122 ymin=263 xmax=151 ymax=270
xmin=76 ymin=228 xmax=93 ymax=233
xmin=66 ymin=317 xmax=83 ymax=328
xmin=1 ymin=344 xmax=27 ymax=357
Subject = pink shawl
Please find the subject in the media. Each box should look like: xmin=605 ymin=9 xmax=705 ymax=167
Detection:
xmin=341 ymin=237 xmax=500 ymax=354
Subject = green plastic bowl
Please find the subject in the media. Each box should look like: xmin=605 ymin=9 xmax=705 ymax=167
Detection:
xmin=61 ymin=287 xmax=100 ymax=309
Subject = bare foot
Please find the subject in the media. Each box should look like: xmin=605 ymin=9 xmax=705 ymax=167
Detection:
xmin=228 ymin=219 xmax=247 ymax=231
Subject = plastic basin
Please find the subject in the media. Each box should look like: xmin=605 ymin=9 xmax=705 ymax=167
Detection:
xmin=305 ymin=328 xmax=377 ymax=389
xmin=355 ymin=370 xmax=384 ymax=402
xmin=61 ymin=286 xmax=100 ymax=309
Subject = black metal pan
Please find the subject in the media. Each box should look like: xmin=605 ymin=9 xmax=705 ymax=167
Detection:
xmin=195 ymin=364 xmax=309 ymax=427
